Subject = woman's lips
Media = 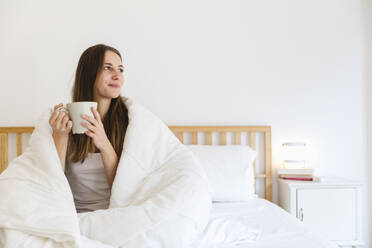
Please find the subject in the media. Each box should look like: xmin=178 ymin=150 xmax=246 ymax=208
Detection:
xmin=108 ymin=84 xmax=120 ymax=88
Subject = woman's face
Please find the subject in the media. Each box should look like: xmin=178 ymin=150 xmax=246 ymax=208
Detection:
xmin=93 ymin=50 xmax=124 ymax=101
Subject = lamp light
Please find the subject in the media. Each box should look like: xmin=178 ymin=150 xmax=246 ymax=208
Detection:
xmin=282 ymin=142 xmax=307 ymax=169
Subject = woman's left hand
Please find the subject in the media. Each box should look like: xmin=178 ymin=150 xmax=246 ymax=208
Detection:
xmin=81 ymin=107 xmax=111 ymax=152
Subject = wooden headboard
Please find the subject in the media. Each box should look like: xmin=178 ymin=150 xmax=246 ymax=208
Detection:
xmin=0 ymin=126 xmax=272 ymax=201
xmin=0 ymin=127 xmax=34 ymax=173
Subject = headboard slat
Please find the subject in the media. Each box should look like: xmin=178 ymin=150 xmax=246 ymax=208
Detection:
xmin=234 ymin=132 xmax=241 ymax=145
xmin=220 ymin=132 xmax=226 ymax=145
xmin=177 ymin=132 xmax=184 ymax=143
xmin=264 ymin=131 xmax=272 ymax=201
xmin=17 ymin=133 xmax=23 ymax=156
xmin=192 ymin=132 xmax=198 ymax=144
xmin=0 ymin=133 xmax=8 ymax=173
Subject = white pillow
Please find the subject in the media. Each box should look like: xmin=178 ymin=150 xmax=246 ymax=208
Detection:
xmin=187 ymin=145 xmax=257 ymax=202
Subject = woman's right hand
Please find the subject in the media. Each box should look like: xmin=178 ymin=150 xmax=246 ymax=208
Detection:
xmin=49 ymin=103 xmax=73 ymax=136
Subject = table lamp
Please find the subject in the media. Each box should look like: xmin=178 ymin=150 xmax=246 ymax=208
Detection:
xmin=282 ymin=142 xmax=307 ymax=169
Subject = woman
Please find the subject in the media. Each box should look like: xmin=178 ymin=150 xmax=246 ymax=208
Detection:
xmin=48 ymin=44 xmax=129 ymax=213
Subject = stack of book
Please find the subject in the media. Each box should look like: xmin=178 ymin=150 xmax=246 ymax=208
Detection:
xmin=277 ymin=168 xmax=314 ymax=181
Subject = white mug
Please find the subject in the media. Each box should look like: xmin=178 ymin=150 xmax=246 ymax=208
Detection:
xmin=58 ymin=101 xmax=97 ymax=134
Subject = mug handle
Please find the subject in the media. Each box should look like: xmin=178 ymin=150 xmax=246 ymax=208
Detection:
xmin=56 ymin=106 xmax=69 ymax=115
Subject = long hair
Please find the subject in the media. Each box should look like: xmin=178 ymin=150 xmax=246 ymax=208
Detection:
xmin=67 ymin=44 xmax=129 ymax=164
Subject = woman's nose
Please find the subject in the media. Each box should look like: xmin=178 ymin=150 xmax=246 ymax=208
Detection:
xmin=112 ymin=71 xmax=121 ymax=80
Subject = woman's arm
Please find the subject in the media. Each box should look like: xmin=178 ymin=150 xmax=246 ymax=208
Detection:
xmin=52 ymin=133 xmax=69 ymax=172
xmin=49 ymin=103 xmax=72 ymax=172
xmin=80 ymin=107 xmax=119 ymax=187
xmin=100 ymin=144 xmax=119 ymax=188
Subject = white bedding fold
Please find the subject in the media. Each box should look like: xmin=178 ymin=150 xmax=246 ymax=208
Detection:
xmin=0 ymin=97 xmax=211 ymax=248
xmin=190 ymin=200 xmax=338 ymax=248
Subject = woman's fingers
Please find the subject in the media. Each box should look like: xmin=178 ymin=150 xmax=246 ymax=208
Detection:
xmin=61 ymin=115 xmax=69 ymax=131
xmin=81 ymin=121 xmax=96 ymax=132
xmin=50 ymin=103 xmax=72 ymax=135
xmin=53 ymin=103 xmax=63 ymax=111
xmin=49 ymin=111 xmax=58 ymax=124
xmin=55 ymin=112 xmax=66 ymax=129
xmin=67 ymin=120 xmax=73 ymax=130
xmin=91 ymin=107 xmax=101 ymax=122
xmin=81 ymin=114 xmax=98 ymax=126
xmin=50 ymin=103 xmax=64 ymax=124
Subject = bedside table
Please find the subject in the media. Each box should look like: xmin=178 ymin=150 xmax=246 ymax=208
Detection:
xmin=278 ymin=177 xmax=364 ymax=247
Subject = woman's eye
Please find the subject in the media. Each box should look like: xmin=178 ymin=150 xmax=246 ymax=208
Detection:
xmin=104 ymin=66 xmax=111 ymax=71
xmin=119 ymin=68 xmax=124 ymax=73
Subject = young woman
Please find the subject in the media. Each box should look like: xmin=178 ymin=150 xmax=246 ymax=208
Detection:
xmin=48 ymin=44 xmax=129 ymax=213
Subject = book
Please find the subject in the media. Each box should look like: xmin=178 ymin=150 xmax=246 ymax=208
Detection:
xmin=280 ymin=176 xmax=313 ymax=181
xmin=277 ymin=168 xmax=314 ymax=176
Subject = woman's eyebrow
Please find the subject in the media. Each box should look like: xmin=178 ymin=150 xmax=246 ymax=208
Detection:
xmin=104 ymin=63 xmax=124 ymax=68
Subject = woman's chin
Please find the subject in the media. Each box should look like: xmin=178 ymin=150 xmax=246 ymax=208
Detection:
xmin=106 ymin=91 xmax=121 ymax=99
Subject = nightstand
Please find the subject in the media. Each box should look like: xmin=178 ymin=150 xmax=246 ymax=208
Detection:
xmin=278 ymin=177 xmax=364 ymax=247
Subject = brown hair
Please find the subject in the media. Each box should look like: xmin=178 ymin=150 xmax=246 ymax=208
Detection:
xmin=67 ymin=44 xmax=129 ymax=164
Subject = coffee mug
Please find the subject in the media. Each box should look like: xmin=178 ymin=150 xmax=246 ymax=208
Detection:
xmin=58 ymin=101 xmax=97 ymax=134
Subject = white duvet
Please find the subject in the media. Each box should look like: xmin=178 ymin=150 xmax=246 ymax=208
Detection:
xmin=0 ymin=97 xmax=212 ymax=248
xmin=191 ymin=199 xmax=339 ymax=248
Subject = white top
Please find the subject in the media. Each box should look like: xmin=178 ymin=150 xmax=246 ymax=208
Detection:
xmin=65 ymin=153 xmax=111 ymax=213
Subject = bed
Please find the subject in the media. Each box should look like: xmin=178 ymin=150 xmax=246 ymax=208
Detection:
xmin=0 ymin=125 xmax=337 ymax=248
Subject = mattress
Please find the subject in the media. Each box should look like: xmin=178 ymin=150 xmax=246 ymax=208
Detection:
xmin=190 ymin=198 xmax=338 ymax=248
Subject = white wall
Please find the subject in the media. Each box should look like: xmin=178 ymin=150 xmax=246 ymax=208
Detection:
xmin=364 ymin=0 xmax=372 ymax=246
xmin=0 ymin=0 xmax=369 ymax=245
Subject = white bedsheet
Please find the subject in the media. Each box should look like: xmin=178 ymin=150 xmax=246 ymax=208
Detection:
xmin=191 ymin=198 xmax=338 ymax=248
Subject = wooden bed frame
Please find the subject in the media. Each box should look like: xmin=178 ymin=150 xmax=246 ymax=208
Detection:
xmin=0 ymin=126 xmax=272 ymax=201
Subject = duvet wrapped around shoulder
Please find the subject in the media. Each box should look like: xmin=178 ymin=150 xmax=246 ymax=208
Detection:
xmin=0 ymin=97 xmax=212 ymax=248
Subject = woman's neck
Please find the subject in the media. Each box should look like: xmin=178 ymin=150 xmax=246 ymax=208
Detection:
xmin=96 ymin=98 xmax=111 ymax=120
